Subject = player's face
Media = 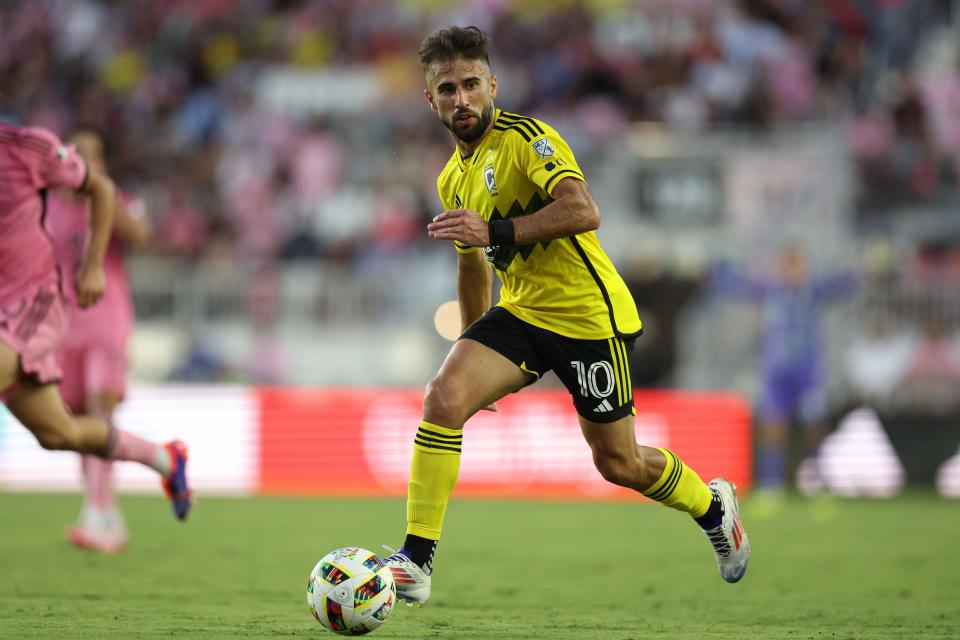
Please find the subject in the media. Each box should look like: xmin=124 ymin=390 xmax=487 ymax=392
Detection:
xmin=780 ymin=250 xmax=808 ymax=285
xmin=425 ymin=57 xmax=497 ymax=144
xmin=69 ymin=131 xmax=106 ymax=173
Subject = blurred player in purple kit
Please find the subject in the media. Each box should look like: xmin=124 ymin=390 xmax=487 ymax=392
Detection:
xmin=710 ymin=244 xmax=857 ymax=506
xmin=47 ymin=126 xmax=153 ymax=552
xmin=0 ymin=123 xmax=191 ymax=525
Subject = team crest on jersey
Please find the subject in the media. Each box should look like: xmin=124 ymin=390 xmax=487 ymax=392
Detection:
xmin=56 ymin=146 xmax=69 ymax=162
xmin=483 ymin=165 xmax=498 ymax=195
xmin=532 ymin=137 xmax=554 ymax=159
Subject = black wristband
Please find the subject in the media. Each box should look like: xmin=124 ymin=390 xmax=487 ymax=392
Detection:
xmin=488 ymin=219 xmax=516 ymax=247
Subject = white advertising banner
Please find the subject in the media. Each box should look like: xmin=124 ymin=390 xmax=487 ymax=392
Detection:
xmin=0 ymin=385 xmax=259 ymax=494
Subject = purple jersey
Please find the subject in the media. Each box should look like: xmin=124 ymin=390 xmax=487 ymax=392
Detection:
xmin=0 ymin=124 xmax=87 ymax=306
xmin=711 ymin=264 xmax=857 ymax=377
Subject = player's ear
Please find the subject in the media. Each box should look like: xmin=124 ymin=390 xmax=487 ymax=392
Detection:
xmin=424 ymin=89 xmax=438 ymax=112
xmin=489 ymin=74 xmax=497 ymax=99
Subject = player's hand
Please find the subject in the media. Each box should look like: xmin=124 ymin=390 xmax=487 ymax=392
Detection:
xmin=481 ymin=402 xmax=498 ymax=412
xmin=75 ymin=264 xmax=106 ymax=308
xmin=427 ymin=208 xmax=490 ymax=246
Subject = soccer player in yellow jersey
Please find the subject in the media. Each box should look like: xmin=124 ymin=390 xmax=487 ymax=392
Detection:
xmin=385 ymin=26 xmax=750 ymax=603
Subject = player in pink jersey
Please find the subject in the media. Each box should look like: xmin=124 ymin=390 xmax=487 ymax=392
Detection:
xmin=0 ymin=123 xmax=191 ymax=524
xmin=47 ymin=126 xmax=153 ymax=552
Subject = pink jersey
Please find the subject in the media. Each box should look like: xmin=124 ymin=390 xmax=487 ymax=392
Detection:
xmin=0 ymin=124 xmax=87 ymax=306
xmin=47 ymin=191 xmax=136 ymax=350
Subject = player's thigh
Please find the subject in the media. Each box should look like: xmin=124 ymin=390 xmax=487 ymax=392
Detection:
xmin=578 ymin=413 xmax=639 ymax=458
xmin=0 ymin=339 xmax=19 ymax=393
xmin=427 ymin=338 xmax=532 ymax=418
xmin=5 ymin=382 xmax=75 ymax=440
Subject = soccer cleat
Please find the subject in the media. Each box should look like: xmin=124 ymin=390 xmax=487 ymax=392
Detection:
xmin=383 ymin=547 xmax=432 ymax=606
xmin=161 ymin=440 xmax=192 ymax=521
xmin=66 ymin=508 xmax=129 ymax=554
xmin=67 ymin=524 xmax=129 ymax=554
xmin=703 ymin=478 xmax=750 ymax=583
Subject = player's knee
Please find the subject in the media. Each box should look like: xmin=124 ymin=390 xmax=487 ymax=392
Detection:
xmin=423 ymin=377 xmax=469 ymax=425
xmin=34 ymin=426 xmax=78 ymax=451
xmin=593 ymin=454 xmax=638 ymax=489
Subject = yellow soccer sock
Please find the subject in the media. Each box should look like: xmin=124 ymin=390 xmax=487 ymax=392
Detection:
xmin=642 ymin=448 xmax=713 ymax=518
xmin=406 ymin=421 xmax=462 ymax=540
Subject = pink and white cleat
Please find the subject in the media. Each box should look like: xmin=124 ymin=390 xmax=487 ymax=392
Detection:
xmin=703 ymin=478 xmax=751 ymax=583
xmin=67 ymin=509 xmax=129 ymax=554
xmin=383 ymin=548 xmax=432 ymax=606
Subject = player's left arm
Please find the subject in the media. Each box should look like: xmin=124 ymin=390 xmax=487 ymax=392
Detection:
xmin=426 ymin=179 xmax=598 ymax=246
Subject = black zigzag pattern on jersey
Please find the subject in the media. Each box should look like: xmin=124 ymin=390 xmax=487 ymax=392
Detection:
xmin=485 ymin=191 xmax=553 ymax=270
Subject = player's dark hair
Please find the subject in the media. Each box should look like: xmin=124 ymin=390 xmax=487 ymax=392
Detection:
xmin=66 ymin=122 xmax=110 ymax=160
xmin=418 ymin=26 xmax=490 ymax=71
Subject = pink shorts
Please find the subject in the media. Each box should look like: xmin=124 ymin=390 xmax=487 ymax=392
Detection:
xmin=0 ymin=281 xmax=68 ymax=401
xmin=57 ymin=343 xmax=128 ymax=411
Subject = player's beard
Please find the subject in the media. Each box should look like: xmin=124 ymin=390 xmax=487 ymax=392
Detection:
xmin=444 ymin=104 xmax=494 ymax=143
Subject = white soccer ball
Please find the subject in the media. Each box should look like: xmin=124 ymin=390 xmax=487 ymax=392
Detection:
xmin=307 ymin=547 xmax=396 ymax=635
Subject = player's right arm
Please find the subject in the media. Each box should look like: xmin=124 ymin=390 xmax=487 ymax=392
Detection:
xmin=456 ymin=247 xmax=492 ymax=332
xmin=74 ymin=166 xmax=116 ymax=308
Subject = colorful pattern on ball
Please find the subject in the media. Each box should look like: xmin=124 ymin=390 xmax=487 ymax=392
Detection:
xmin=362 ymin=554 xmax=385 ymax=571
xmin=325 ymin=601 xmax=347 ymax=632
xmin=353 ymin=575 xmax=385 ymax=608
xmin=372 ymin=596 xmax=394 ymax=622
xmin=320 ymin=562 xmax=350 ymax=586
xmin=307 ymin=547 xmax=396 ymax=636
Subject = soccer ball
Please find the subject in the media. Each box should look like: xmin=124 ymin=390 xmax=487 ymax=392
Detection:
xmin=307 ymin=547 xmax=396 ymax=635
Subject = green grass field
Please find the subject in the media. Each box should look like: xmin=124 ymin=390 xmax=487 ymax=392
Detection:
xmin=0 ymin=493 xmax=957 ymax=639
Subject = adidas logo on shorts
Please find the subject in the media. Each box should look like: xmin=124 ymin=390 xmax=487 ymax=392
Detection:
xmin=593 ymin=399 xmax=614 ymax=413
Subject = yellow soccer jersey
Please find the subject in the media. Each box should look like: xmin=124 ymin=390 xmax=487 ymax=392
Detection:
xmin=436 ymin=109 xmax=642 ymax=340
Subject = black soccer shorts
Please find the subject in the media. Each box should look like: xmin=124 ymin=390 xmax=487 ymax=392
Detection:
xmin=460 ymin=306 xmax=637 ymax=423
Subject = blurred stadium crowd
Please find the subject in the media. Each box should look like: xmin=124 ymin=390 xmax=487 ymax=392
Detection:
xmin=3 ymin=0 xmax=959 ymax=263
xmin=1 ymin=0 xmax=959 ymax=410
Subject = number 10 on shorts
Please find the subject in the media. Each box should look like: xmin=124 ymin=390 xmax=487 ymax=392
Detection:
xmin=570 ymin=360 xmax=615 ymax=399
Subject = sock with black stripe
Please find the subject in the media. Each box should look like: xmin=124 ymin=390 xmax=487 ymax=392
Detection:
xmin=642 ymin=448 xmax=716 ymax=523
xmin=404 ymin=420 xmax=462 ymax=570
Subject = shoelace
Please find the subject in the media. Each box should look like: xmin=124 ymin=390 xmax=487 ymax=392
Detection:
xmin=382 ymin=546 xmax=416 ymax=570
xmin=381 ymin=545 xmax=405 ymax=563
xmin=382 ymin=545 xmax=432 ymax=580
xmin=704 ymin=525 xmax=732 ymax=558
